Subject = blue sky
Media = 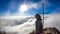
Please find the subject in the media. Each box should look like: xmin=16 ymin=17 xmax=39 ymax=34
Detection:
xmin=0 ymin=0 xmax=60 ymax=16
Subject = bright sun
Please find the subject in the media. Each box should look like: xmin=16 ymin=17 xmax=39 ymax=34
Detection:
xmin=20 ymin=4 xmax=28 ymax=12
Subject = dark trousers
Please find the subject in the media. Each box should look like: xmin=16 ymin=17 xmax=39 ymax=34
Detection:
xmin=36 ymin=31 xmax=42 ymax=34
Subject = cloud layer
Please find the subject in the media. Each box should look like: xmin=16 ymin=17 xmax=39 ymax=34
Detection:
xmin=0 ymin=13 xmax=60 ymax=34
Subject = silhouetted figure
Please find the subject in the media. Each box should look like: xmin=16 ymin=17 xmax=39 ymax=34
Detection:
xmin=0 ymin=31 xmax=2 ymax=34
xmin=3 ymin=31 xmax=6 ymax=34
xmin=35 ymin=14 xmax=43 ymax=34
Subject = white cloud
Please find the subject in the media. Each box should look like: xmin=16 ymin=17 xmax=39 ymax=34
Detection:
xmin=0 ymin=16 xmax=31 ymax=31
xmin=1 ymin=0 xmax=51 ymax=16
xmin=18 ymin=0 xmax=51 ymax=15
xmin=0 ymin=13 xmax=60 ymax=34
xmin=27 ymin=0 xmax=51 ymax=9
xmin=44 ymin=14 xmax=60 ymax=31
xmin=27 ymin=3 xmax=40 ymax=9
xmin=0 ymin=17 xmax=35 ymax=34
xmin=1 ymin=7 xmax=60 ymax=34
xmin=51 ymin=8 xmax=60 ymax=14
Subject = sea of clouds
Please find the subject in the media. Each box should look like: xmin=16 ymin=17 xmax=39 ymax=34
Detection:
xmin=0 ymin=14 xmax=60 ymax=34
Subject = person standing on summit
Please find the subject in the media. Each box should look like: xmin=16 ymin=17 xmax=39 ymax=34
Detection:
xmin=35 ymin=14 xmax=43 ymax=34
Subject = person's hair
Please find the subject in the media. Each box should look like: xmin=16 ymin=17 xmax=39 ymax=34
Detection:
xmin=35 ymin=14 xmax=42 ymax=20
